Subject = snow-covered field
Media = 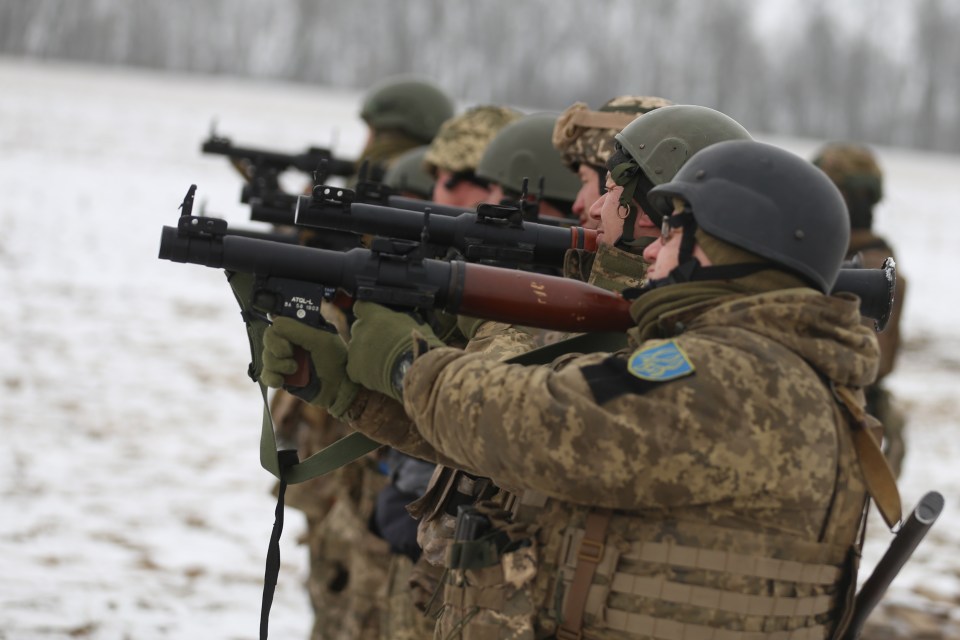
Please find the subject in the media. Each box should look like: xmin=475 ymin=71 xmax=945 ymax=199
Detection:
xmin=0 ymin=57 xmax=958 ymax=638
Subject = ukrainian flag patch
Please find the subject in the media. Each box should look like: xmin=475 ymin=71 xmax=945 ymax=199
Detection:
xmin=627 ymin=340 xmax=695 ymax=382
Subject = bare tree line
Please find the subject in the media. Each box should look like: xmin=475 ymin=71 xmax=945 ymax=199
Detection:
xmin=1 ymin=0 xmax=958 ymax=152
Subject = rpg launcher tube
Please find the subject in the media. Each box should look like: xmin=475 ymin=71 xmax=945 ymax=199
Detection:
xmin=387 ymin=195 xmax=574 ymax=227
xmin=224 ymin=226 xmax=300 ymax=244
xmin=158 ymin=226 xmax=632 ymax=333
xmin=842 ymin=491 xmax=944 ymax=640
xmin=295 ymin=199 xmax=597 ymax=269
xmin=159 ymin=219 xmax=894 ymax=331
xmin=832 ymin=257 xmax=896 ymax=331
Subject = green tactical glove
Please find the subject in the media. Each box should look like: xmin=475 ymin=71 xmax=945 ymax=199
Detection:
xmin=261 ymin=317 xmax=359 ymax=418
xmin=346 ymin=301 xmax=444 ymax=402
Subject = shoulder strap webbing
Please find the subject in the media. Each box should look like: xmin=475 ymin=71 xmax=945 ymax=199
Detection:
xmin=507 ymin=331 xmax=628 ymax=366
xmin=259 ymin=448 xmax=298 ymax=640
xmin=257 ymin=383 xmax=380 ymax=484
xmin=833 ymin=384 xmax=902 ymax=530
xmin=557 ymin=508 xmax=613 ymax=640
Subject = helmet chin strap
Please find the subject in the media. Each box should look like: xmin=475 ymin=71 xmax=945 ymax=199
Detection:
xmin=641 ymin=210 xmax=769 ymax=291
xmin=641 ymin=210 xmax=700 ymax=290
xmin=609 ymin=161 xmax=656 ymax=253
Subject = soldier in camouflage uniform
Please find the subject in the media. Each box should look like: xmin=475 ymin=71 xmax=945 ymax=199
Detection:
xmin=813 ymin=143 xmax=908 ymax=477
xmin=265 ymin=105 xmax=756 ymax=635
xmin=261 ymin=139 xmax=885 ymax=638
xmin=425 ymin=105 xmax=522 ymax=207
xmin=270 ymin=78 xmax=453 ymax=640
xmin=460 ymin=105 xmax=753 ymax=351
xmin=355 ymin=76 xmax=454 ymax=183
xmin=553 ymin=99 xmax=681 ymax=292
xmin=379 ymin=146 xmax=447 ymax=640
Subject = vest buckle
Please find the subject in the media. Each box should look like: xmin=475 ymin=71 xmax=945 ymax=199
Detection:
xmin=578 ymin=538 xmax=604 ymax=563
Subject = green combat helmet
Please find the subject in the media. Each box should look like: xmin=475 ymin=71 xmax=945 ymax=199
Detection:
xmin=424 ymin=105 xmax=522 ymax=176
xmin=475 ymin=112 xmax=581 ymax=205
xmin=360 ymin=76 xmax=455 ymax=144
xmin=812 ymin=143 xmax=883 ymax=230
xmin=382 ymin=145 xmax=435 ymax=199
xmin=552 ymin=95 xmax=673 ymax=172
xmin=607 ymin=104 xmax=752 ymax=249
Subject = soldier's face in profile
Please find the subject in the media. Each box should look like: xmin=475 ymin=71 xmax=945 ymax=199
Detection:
xmin=644 ymin=197 xmax=710 ymax=279
xmin=591 ymin=174 xmax=658 ymax=246
xmin=432 ymin=169 xmax=492 ymax=208
xmin=573 ymin=165 xmax=602 ymax=228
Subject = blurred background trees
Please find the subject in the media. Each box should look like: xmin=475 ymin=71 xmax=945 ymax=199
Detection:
xmin=2 ymin=0 xmax=958 ymax=152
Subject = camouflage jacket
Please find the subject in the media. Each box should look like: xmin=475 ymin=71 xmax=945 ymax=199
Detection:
xmin=399 ymin=288 xmax=879 ymax=637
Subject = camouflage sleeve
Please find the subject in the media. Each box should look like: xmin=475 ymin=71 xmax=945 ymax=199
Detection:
xmin=336 ymin=322 xmax=554 ymax=468
xmin=463 ymin=321 xmax=548 ymax=360
xmin=401 ymin=338 xmax=842 ymax=511
xmin=345 ymin=388 xmax=506 ymax=473
xmin=343 ymin=388 xmax=441 ymax=461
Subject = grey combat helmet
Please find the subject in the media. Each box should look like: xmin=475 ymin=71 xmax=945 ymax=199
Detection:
xmin=382 ymin=145 xmax=435 ymax=199
xmin=475 ymin=112 xmax=580 ymax=203
xmin=360 ymin=76 xmax=455 ymax=144
xmin=649 ymin=140 xmax=850 ymax=293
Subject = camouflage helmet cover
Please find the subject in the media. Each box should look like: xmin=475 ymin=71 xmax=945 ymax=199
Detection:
xmin=812 ymin=142 xmax=883 ymax=204
xmin=382 ymin=145 xmax=435 ymax=198
xmin=424 ymin=105 xmax=522 ymax=175
xmin=552 ymin=95 xmax=673 ymax=170
xmin=360 ymin=76 xmax=455 ymax=143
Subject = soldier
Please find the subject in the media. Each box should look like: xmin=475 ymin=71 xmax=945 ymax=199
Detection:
xmin=382 ymin=145 xmax=435 ymax=200
xmin=564 ymin=104 xmax=751 ymax=292
xmin=813 ymin=143 xmax=908 ymax=476
xmin=356 ymin=76 xmax=454 ymax=183
xmin=475 ymin=112 xmax=582 ymax=220
xmin=424 ymin=105 xmax=522 ymax=207
xmin=379 ymin=141 xmax=446 ymax=640
xmin=552 ymin=95 xmax=672 ymax=229
xmin=271 ymin=78 xmax=452 ymax=640
xmin=260 ymin=139 xmax=884 ymax=638
xmin=461 ymin=104 xmax=753 ymax=353
xmin=262 ymin=104 xmax=756 ymax=635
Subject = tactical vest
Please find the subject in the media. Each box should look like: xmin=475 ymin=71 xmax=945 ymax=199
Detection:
xmin=435 ymin=398 xmax=868 ymax=640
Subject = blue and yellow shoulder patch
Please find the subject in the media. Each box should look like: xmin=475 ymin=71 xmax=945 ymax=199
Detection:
xmin=627 ymin=340 xmax=695 ymax=382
